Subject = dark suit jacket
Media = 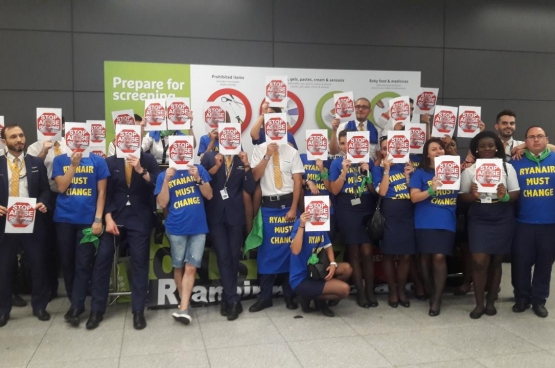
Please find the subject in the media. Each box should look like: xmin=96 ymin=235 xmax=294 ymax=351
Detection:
xmin=105 ymin=153 xmax=161 ymax=229
xmin=200 ymin=152 xmax=256 ymax=226
xmin=0 ymin=154 xmax=50 ymax=238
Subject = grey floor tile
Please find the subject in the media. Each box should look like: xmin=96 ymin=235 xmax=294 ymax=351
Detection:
xmin=201 ymin=317 xmax=283 ymax=349
xmin=123 ymin=307 xmax=183 ymax=330
xmin=0 ymin=334 xmax=43 ymax=368
xmin=120 ymin=323 xmax=205 ymax=356
xmin=208 ymin=343 xmax=301 ymax=368
xmin=27 ymin=358 xmax=119 ymax=368
xmin=477 ymin=351 xmax=555 ymax=368
xmin=0 ymin=313 xmax=51 ymax=338
xmin=493 ymin=319 xmax=555 ymax=350
xmin=290 ymin=335 xmax=392 ymax=368
xmin=399 ymin=304 xmax=496 ymax=330
xmin=365 ymin=329 xmax=467 ymax=366
xmin=119 ymin=351 xmax=210 ymax=368
xmin=271 ymin=313 xmax=358 ymax=342
xmin=398 ymin=358 xmax=485 ymax=368
xmin=195 ymin=298 xmax=269 ymax=322
xmin=48 ymin=303 xmax=128 ymax=333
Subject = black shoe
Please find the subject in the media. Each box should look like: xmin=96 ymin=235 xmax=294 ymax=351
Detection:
xmin=285 ymin=297 xmax=298 ymax=310
xmin=12 ymin=294 xmax=27 ymax=307
xmin=328 ymin=300 xmax=339 ymax=307
xmin=249 ymin=298 xmax=272 ymax=313
xmin=220 ymin=301 xmax=229 ymax=317
xmin=388 ymin=301 xmax=399 ymax=308
xmin=227 ymin=302 xmax=243 ymax=321
xmin=368 ymin=299 xmax=379 ymax=308
xmin=300 ymin=297 xmax=315 ymax=313
xmin=485 ymin=307 xmax=497 ymax=316
xmin=512 ymin=300 xmax=531 ymax=313
xmin=533 ymin=304 xmax=549 ymax=318
xmin=65 ymin=308 xmax=83 ymax=327
xmin=33 ymin=309 xmax=51 ymax=321
xmin=0 ymin=314 xmax=9 ymax=327
xmin=399 ymin=300 xmax=411 ymax=308
xmin=415 ymin=294 xmax=429 ymax=301
xmin=85 ymin=312 xmax=103 ymax=330
xmin=429 ymin=308 xmax=441 ymax=317
xmin=315 ymin=301 xmax=334 ymax=317
xmin=133 ymin=311 xmax=147 ymax=330
xmin=469 ymin=309 xmax=485 ymax=319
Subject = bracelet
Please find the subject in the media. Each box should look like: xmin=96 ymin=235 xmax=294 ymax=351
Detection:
xmin=427 ymin=187 xmax=436 ymax=197
xmin=383 ymin=172 xmax=390 ymax=175
xmin=330 ymin=262 xmax=338 ymax=268
xmin=263 ymin=155 xmax=270 ymax=161
xmin=339 ymin=176 xmax=346 ymax=181
xmin=299 ymin=225 xmax=305 ymax=228
xmin=499 ymin=192 xmax=510 ymax=202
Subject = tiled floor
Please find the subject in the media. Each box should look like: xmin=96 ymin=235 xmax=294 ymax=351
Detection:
xmin=3 ymin=264 xmax=555 ymax=368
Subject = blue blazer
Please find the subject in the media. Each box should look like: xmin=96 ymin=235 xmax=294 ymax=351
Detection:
xmin=104 ymin=153 xmax=161 ymax=229
xmin=0 ymin=154 xmax=50 ymax=238
xmin=200 ymin=152 xmax=256 ymax=226
xmin=344 ymin=120 xmax=379 ymax=144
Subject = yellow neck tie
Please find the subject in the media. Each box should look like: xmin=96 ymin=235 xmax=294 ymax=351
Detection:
xmin=272 ymin=152 xmax=283 ymax=190
xmin=54 ymin=141 xmax=62 ymax=156
xmin=9 ymin=157 xmax=21 ymax=197
xmin=225 ymin=155 xmax=233 ymax=179
xmin=125 ymin=163 xmax=133 ymax=187
xmin=358 ymin=122 xmax=364 ymax=131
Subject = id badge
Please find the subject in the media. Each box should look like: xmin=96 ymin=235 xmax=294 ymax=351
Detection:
xmin=480 ymin=193 xmax=492 ymax=204
xmin=220 ymin=188 xmax=229 ymax=200
xmin=351 ymin=198 xmax=361 ymax=206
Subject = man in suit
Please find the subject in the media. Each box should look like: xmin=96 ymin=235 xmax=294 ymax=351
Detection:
xmin=103 ymin=152 xmax=161 ymax=329
xmin=0 ymin=124 xmax=51 ymax=327
xmin=201 ymin=151 xmax=255 ymax=321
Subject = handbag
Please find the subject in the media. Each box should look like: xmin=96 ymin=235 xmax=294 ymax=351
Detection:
xmin=307 ymin=250 xmax=330 ymax=280
xmin=367 ymin=196 xmax=385 ymax=241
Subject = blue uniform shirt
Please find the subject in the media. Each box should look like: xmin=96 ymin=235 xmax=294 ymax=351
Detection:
xmin=372 ymin=163 xmax=410 ymax=199
xmin=198 ymin=134 xmax=219 ymax=156
xmin=329 ymin=157 xmax=373 ymax=196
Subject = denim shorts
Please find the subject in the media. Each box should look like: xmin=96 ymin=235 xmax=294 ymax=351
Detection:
xmin=166 ymin=232 xmax=206 ymax=268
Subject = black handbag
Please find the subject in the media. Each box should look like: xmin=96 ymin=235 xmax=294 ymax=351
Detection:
xmin=367 ymin=197 xmax=385 ymax=241
xmin=307 ymin=250 xmax=330 ymax=280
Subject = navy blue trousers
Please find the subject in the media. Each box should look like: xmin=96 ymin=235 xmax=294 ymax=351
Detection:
xmin=209 ymin=222 xmax=243 ymax=304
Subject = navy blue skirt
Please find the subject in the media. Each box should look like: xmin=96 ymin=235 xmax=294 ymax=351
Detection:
xmin=468 ymin=201 xmax=515 ymax=254
xmin=294 ymin=278 xmax=326 ymax=298
xmin=416 ymin=229 xmax=455 ymax=255
xmin=381 ymin=198 xmax=416 ymax=255
xmin=335 ymin=193 xmax=374 ymax=245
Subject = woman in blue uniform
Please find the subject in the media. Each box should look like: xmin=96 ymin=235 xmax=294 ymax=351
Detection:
xmin=409 ymin=138 xmax=457 ymax=316
xmin=459 ymin=131 xmax=519 ymax=318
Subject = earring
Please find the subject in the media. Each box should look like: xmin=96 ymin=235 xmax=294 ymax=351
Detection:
xmin=496 ymin=149 xmax=498 ymax=152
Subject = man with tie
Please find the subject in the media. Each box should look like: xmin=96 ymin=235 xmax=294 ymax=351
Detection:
xmin=201 ymin=151 xmax=256 ymax=320
xmin=0 ymin=124 xmax=51 ymax=327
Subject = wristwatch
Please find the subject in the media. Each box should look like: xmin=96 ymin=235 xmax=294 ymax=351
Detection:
xmin=196 ymin=178 xmax=205 ymax=185
xmin=93 ymin=217 xmax=102 ymax=224
xmin=141 ymin=168 xmax=148 ymax=176
xmin=330 ymin=262 xmax=338 ymax=268
xmin=263 ymin=155 xmax=271 ymax=161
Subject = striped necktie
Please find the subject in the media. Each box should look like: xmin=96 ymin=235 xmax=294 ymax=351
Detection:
xmin=9 ymin=157 xmax=21 ymax=197
xmin=54 ymin=141 xmax=62 ymax=156
xmin=272 ymin=152 xmax=283 ymax=190
xmin=125 ymin=163 xmax=133 ymax=187
xmin=358 ymin=122 xmax=364 ymax=131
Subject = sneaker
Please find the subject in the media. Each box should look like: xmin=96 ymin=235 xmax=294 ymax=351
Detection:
xmin=172 ymin=309 xmax=192 ymax=325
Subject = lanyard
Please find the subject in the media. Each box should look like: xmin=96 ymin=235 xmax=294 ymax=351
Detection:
xmin=224 ymin=155 xmax=234 ymax=188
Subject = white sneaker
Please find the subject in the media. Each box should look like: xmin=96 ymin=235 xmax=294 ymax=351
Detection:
xmin=172 ymin=309 xmax=192 ymax=325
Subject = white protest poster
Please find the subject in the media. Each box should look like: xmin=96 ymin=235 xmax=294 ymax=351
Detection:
xmin=218 ymin=122 xmax=241 ymax=155
xmin=305 ymin=129 xmax=328 ymax=161
xmin=168 ymin=135 xmax=195 ymax=170
xmin=203 ymin=102 xmax=226 ymax=131
xmin=112 ymin=110 xmax=136 ymax=127
xmin=265 ymin=76 xmax=288 ymax=108
xmin=435 ymin=155 xmax=461 ymax=190
xmin=457 ymin=106 xmax=482 ymax=138
xmin=414 ymin=88 xmax=439 ymax=115
xmin=264 ymin=113 xmax=288 ymax=145
xmin=0 ymin=116 xmax=4 ymax=151
xmin=407 ymin=123 xmax=426 ymax=154
xmin=167 ymin=98 xmax=191 ymax=130
xmin=88 ymin=120 xmax=106 ymax=147
xmin=5 ymin=197 xmax=37 ymax=234
xmin=144 ymin=99 xmax=167 ymax=132
xmin=65 ymin=122 xmax=91 ymax=158
xmin=432 ymin=106 xmax=458 ymax=138
xmin=115 ymin=125 xmax=141 ymax=159
xmin=36 ymin=108 xmax=62 ymax=142
xmin=475 ymin=158 xmax=503 ymax=193
xmin=90 ymin=145 xmax=107 ymax=159
xmin=305 ymin=195 xmax=330 ymax=232
xmin=388 ymin=96 xmax=411 ymax=128
xmin=333 ymin=91 xmax=355 ymax=121
xmin=346 ymin=131 xmax=370 ymax=164
xmin=387 ymin=131 xmax=411 ymax=163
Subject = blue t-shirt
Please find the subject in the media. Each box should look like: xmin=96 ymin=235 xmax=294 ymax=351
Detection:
xmin=52 ymin=154 xmax=110 ymax=224
xmin=409 ymin=168 xmax=457 ymax=231
xmin=198 ymin=134 xmax=219 ymax=156
xmin=300 ymin=153 xmax=331 ymax=196
xmin=289 ymin=219 xmax=332 ymax=290
xmin=253 ymin=129 xmax=298 ymax=149
xmin=329 ymin=157 xmax=374 ymax=196
xmin=154 ymin=165 xmax=211 ymax=235
xmin=372 ymin=163 xmax=410 ymax=199
xmin=511 ymin=152 xmax=555 ymax=224
xmin=410 ymin=154 xmax=422 ymax=169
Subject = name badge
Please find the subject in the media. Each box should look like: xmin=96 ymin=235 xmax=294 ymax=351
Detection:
xmin=351 ymin=198 xmax=361 ymax=206
xmin=220 ymin=188 xmax=229 ymax=200
xmin=480 ymin=193 xmax=492 ymax=204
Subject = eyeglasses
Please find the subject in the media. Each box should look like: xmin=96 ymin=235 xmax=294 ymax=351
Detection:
xmin=354 ymin=105 xmax=370 ymax=110
xmin=526 ymin=134 xmax=547 ymax=140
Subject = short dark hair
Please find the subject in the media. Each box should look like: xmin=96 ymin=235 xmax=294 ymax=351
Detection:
xmin=1 ymin=124 xmax=23 ymax=140
xmin=419 ymin=138 xmax=445 ymax=171
xmin=469 ymin=131 xmax=505 ymax=161
xmin=134 ymin=114 xmax=143 ymax=122
xmin=409 ymin=98 xmax=414 ymax=104
xmin=268 ymin=107 xmax=282 ymax=113
xmin=355 ymin=97 xmax=370 ymax=106
xmin=524 ymin=125 xmax=546 ymax=139
xmin=496 ymin=109 xmax=516 ymax=123
xmin=338 ymin=129 xmax=355 ymax=140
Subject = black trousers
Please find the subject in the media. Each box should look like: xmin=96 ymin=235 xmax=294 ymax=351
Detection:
xmin=209 ymin=222 xmax=243 ymax=304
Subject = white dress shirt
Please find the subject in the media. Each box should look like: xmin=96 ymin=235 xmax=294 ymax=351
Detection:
xmin=6 ymin=151 xmax=29 ymax=197
xmin=27 ymin=138 xmax=67 ymax=192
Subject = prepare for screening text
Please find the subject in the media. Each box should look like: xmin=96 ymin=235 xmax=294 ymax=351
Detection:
xmin=112 ymin=77 xmax=186 ymax=101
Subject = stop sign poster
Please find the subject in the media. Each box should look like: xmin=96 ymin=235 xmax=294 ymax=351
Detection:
xmin=218 ymin=122 xmax=241 ymax=155
xmin=457 ymin=106 xmax=482 ymax=138
xmin=305 ymin=129 xmax=328 ymax=161
xmin=431 ymin=105 xmax=458 ymax=138
xmin=0 ymin=116 xmax=4 ymax=150
xmin=305 ymin=195 xmax=330 ymax=232
xmin=475 ymin=158 xmax=503 ymax=193
xmin=414 ymin=88 xmax=439 ymax=115
xmin=65 ymin=122 xmax=92 ymax=157
xmin=168 ymin=135 xmax=195 ymax=170
xmin=144 ymin=99 xmax=167 ymax=132
xmin=167 ymin=97 xmax=191 ymax=130
xmin=203 ymin=102 xmax=226 ymax=130
xmin=435 ymin=155 xmax=461 ymax=190
xmin=346 ymin=131 xmax=370 ymax=164
xmin=112 ymin=109 xmax=136 ymax=127
xmin=406 ymin=123 xmax=426 ymax=154
xmin=388 ymin=96 xmax=411 ymax=128
xmin=387 ymin=131 xmax=411 ymax=164
xmin=264 ymin=113 xmax=288 ymax=145
xmin=5 ymin=197 xmax=37 ymax=234
xmin=88 ymin=120 xmax=106 ymax=146
xmin=36 ymin=107 xmax=62 ymax=142
xmin=115 ymin=125 xmax=141 ymax=159
xmin=333 ymin=91 xmax=355 ymax=121
xmin=265 ymin=76 xmax=288 ymax=108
